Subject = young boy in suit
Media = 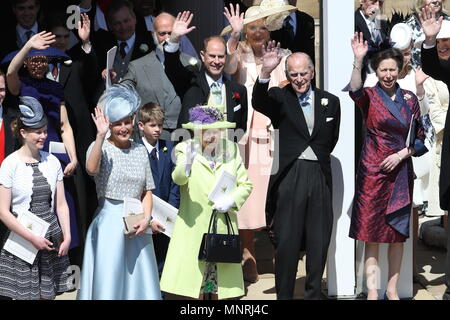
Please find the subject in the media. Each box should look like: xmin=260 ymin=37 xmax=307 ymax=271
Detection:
xmin=137 ymin=102 xmax=180 ymax=276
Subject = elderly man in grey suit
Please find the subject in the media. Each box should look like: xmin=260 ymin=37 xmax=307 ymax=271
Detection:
xmin=121 ymin=11 xmax=199 ymax=139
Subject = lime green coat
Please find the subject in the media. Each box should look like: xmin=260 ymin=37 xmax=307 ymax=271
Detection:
xmin=160 ymin=139 xmax=253 ymax=299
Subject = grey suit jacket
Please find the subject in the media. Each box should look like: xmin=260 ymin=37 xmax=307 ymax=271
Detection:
xmin=121 ymin=51 xmax=187 ymax=130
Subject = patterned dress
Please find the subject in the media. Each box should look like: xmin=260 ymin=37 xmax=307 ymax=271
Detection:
xmin=0 ymin=151 xmax=71 ymax=300
xmin=349 ymin=84 xmax=427 ymax=243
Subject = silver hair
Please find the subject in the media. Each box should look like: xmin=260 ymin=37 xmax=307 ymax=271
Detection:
xmin=285 ymin=52 xmax=314 ymax=73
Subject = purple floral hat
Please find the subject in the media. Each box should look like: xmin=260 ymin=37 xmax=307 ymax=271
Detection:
xmin=182 ymin=106 xmax=236 ymax=130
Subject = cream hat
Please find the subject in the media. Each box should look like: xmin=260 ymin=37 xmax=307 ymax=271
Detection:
xmin=437 ymin=20 xmax=450 ymax=39
xmin=220 ymin=0 xmax=297 ymax=35
xmin=390 ymin=23 xmax=413 ymax=51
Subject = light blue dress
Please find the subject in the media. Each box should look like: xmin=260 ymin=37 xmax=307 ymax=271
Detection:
xmin=77 ymin=140 xmax=161 ymax=300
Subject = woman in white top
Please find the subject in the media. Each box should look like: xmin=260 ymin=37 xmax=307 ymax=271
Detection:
xmin=0 ymin=96 xmax=72 ymax=300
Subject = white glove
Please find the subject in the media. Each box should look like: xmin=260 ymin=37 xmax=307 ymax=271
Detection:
xmin=185 ymin=141 xmax=199 ymax=176
xmin=212 ymin=196 xmax=236 ymax=213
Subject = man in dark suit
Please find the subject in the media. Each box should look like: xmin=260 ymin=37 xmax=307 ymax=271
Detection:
xmin=252 ymin=43 xmax=340 ymax=300
xmin=46 ymin=12 xmax=99 ymax=266
xmin=178 ymin=36 xmax=247 ymax=135
xmin=121 ymin=11 xmax=198 ymax=139
xmin=354 ymin=1 xmax=390 ymax=75
xmin=420 ymin=8 xmax=450 ymax=300
xmin=93 ymin=0 xmax=155 ymax=81
xmin=1 ymin=0 xmax=43 ymax=65
xmin=270 ymin=0 xmax=315 ymax=63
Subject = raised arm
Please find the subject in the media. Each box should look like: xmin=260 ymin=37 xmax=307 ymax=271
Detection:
xmin=169 ymin=11 xmax=196 ymax=45
xmin=419 ymin=6 xmax=446 ymax=81
xmin=86 ymin=106 xmax=109 ymax=175
xmin=252 ymin=41 xmax=282 ymax=121
xmin=6 ymin=31 xmax=55 ymax=95
xmin=349 ymin=32 xmax=368 ymax=92
xmin=78 ymin=13 xmax=92 ymax=53
xmin=223 ymin=3 xmax=244 ymax=75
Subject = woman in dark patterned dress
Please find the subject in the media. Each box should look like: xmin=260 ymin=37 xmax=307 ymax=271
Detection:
xmin=0 ymin=96 xmax=72 ymax=300
xmin=3 ymin=31 xmax=81 ymax=252
xmin=348 ymin=33 xmax=428 ymax=300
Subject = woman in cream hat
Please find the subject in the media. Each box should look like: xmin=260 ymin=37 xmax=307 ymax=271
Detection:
xmin=160 ymin=106 xmax=252 ymax=300
xmin=222 ymin=0 xmax=295 ymax=283
xmin=77 ymin=84 xmax=163 ymax=300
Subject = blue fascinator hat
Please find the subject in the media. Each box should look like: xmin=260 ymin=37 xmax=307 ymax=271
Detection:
xmin=19 ymin=96 xmax=48 ymax=129
xmin=98 ymin=83 xmax=141 ymax=123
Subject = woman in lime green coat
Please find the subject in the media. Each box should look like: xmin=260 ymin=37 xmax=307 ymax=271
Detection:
xmin=160 ymin=107 xmax=253 ymax=300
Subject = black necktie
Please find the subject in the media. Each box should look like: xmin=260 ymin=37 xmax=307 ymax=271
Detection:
xmin=284 ymin=16 xmax=294 ymax=43
xmin=149 ymin=148 xmax=158 ymax=181
xmin=119 ymin=41 xmax=127 ymax=59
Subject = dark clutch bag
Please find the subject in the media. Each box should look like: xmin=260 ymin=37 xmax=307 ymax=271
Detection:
xmin=198 ymin=210 xmax=241 ymax=264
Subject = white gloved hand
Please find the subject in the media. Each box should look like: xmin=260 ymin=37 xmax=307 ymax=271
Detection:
xmin=212 ymin=196 xmax=236 ymax=213
xmin=185 ymin=141 xmax=199 ymax=176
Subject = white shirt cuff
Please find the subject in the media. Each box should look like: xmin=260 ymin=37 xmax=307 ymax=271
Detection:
xmin=164 ymin=39 xmax=180 ymax=53
xmin=258 ymin=78 xmax=270 ymax=84
xmin=81 ymin=44 xmax=92 ymax=54
xmin=423 ymin=42 xmax=436 ymax=49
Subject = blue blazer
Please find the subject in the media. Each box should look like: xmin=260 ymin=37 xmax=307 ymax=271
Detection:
xmin=139 ymin=138 xmax=180 ymax=209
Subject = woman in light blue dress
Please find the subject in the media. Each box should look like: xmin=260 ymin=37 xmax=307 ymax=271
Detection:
xmin=77 ymin=84 xmax=163 ymax=300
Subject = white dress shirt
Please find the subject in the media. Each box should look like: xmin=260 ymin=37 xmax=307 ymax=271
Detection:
xmin=142 ymin=137 xmax=159 ymax=160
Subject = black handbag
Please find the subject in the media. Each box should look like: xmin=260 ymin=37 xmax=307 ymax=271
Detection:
xmin=198 ymin=210 xmax=241 ymax=263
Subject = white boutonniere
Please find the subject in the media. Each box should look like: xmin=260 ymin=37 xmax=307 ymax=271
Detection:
xmin=321 ymin=98 xmax=329 ymax=107
xmin=189 ymin=57 xmax=198 ymax=66
xmin=140 ymin=44 xmax=149 ymax=53
xmin=404 ymin=93 xmax=412 ymax=101
xmin=63 ymin=60 xmax=72 ymax=66
xmin=162 ymin=146 xmax=168 ymax=153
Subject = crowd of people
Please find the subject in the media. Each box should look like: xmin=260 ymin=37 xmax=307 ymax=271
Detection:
xmin=0 ymin=0 xmax=449 ymax=301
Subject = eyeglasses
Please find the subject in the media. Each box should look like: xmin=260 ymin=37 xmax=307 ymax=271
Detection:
xmin=157 ymin=31 xmax=171 ymax=37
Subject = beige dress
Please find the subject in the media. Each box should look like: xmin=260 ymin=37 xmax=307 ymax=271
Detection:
xmin=425 ymin=77 xmax=449 ymax=216
xmin=225 ymin=41 xmax=291 ymax=229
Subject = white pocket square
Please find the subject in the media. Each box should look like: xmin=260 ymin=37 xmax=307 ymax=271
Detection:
xmin=326 ymin=117 xmax=334 ymax=122
xmin=233 ymin=104 xmax=241 ymax=112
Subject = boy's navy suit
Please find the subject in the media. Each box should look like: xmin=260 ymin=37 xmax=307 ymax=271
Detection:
xmin=139 ymin=138 xmax=180 ymax=275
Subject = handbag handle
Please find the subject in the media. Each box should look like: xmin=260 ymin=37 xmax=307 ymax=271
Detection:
xmin=207 ymin=210 xmax=236 ymax=235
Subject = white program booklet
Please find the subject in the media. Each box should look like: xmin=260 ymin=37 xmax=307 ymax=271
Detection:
xmin=123 ymin=196 xmax=178 ymax=238
xmin=3 ymin=211 xmax=50 ymax=265
xmin=151 ymin=194 xmax=178 ymax=238
xmin=49 ymin=141 xmax=67 ymax=154
xmin=208 ymin=170 xmax=237 ymax=204
xmin=106 ymin=46 xmax=117 ymax=88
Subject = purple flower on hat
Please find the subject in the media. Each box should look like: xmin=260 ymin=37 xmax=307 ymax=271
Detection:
xmin=188 ymin=107 xmax=224 ymax=124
